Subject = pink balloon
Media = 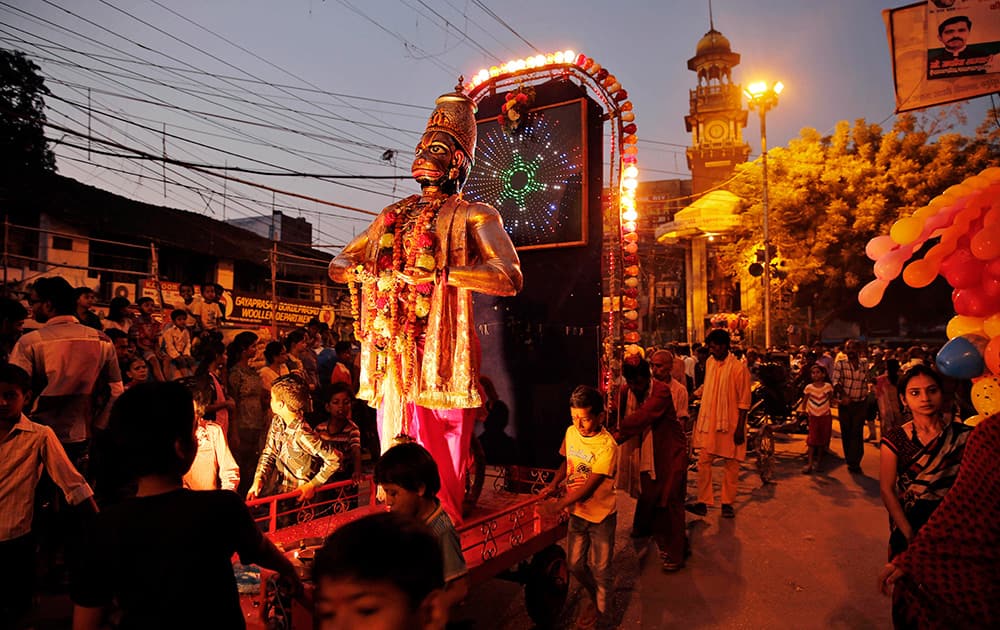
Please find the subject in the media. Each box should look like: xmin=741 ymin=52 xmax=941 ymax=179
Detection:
xmin=865 ymin=235 xmax=896 ymax=261
xmin=954 ymin=287 xmax=1000 ymax=317
xmin=859 ymin=279 xmax=888 ymax=308
xmin=874 ymin=247 xmax=910 ymax=281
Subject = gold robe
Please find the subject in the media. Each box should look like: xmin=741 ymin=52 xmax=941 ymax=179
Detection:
xmin=330 ymin=194 xmax=522 ymax=414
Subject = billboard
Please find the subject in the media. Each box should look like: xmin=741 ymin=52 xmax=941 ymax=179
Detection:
xmin=883 ymin=1 xmax=1000 ymax=112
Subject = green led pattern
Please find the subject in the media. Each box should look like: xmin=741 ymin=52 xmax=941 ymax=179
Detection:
xmin=499 ymin=151 xmax=546 ymax=206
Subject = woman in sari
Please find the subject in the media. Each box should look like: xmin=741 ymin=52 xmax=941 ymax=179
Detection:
xmin=879 ymin=364 xmax=971 ymax=559
xmin=878 ymin=413 xmax=999 ymax=628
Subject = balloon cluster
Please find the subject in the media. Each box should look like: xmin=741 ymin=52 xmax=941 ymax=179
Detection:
xmin=860 ymin=166 xmax=1000 ymax=423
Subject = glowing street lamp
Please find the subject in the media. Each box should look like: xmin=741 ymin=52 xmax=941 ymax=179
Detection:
xmin=744 ymin=80 xmax=783 ymax=350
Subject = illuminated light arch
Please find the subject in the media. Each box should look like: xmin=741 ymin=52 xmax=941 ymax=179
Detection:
xmin=463 ymin=50 xmax=642 ymax=396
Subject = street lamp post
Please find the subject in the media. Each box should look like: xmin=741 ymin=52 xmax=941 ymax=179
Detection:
xmin=744 ymin=80 xmax=783 ymax=350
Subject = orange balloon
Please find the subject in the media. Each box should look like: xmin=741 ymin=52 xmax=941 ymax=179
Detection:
xmin=928 ymin=194 xmax=956 ymax=210
xmin=979 ymin=166 xmax=1000 ymax=181
xmin=963 ymin=175 xmax=991 ymax=190
xmin=946 ymin=315 xmax=985 ymax=339
xmin=858 ymin=279 xmax=888 ymax=308
xmin=965 ymin=414 xmax=985 ymax=427
xmin=986 ymin=335 xmax=1000 ymax=375
xmin=903 ymin=259 xmax=939 ymax=288
xmin=971 ymin=375 xmax=1000 ymax=416
xmin=971 ymin=226 xmax=1000 ymax=261
xmin=944 ymin=183 xmax=974 ymax=199
xmin=984 ymin=313 xmax=1000 ymax=338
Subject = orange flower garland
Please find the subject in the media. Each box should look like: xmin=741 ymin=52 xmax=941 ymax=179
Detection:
xmin=349 ymin=196 xmax=444 ymax=409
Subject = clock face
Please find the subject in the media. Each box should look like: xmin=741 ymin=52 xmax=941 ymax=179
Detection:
xmin=706 ymin=119 xmax=728 ymax=141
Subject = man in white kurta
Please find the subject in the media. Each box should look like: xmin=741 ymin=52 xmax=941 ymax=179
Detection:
xmin=689 ymin=329 xmax=751 ymax=518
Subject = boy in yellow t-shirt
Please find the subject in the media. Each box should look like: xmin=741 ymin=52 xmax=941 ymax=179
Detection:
xmin=541 ymin=385 xmax=618 ymax=629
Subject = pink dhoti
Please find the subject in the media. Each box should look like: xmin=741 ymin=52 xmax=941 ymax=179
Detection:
xmin=378 ymin=402 xmax=476 ymax=525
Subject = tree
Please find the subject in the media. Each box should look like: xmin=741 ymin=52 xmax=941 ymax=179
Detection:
xmin=717 ymin=112 xmax=998 ymax=339
xmin=0 ymin=49 xmax=55 ymax=178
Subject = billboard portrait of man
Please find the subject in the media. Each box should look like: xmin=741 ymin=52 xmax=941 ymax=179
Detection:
xmin=926 ymin=11 xmax=1000 ymax=80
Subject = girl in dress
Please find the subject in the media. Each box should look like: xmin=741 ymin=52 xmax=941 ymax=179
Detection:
xmin=802 ymin=364 xmax=834 ymax=473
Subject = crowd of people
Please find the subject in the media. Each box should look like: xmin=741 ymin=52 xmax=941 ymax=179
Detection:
xmin=629 ymin=332 xmax=996 ymax=629
xmin=1 ymin=276 xmax=996 ymax=628
xmin=0 ymin=276 xmax=376 ymax=627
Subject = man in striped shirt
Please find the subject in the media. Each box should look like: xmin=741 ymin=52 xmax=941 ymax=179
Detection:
xmin=832 ymin=339 xmax=869 ymax=474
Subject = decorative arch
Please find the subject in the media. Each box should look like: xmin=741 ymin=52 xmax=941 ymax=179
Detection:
xmin=463 ymin=51 xmax=643 ymax=395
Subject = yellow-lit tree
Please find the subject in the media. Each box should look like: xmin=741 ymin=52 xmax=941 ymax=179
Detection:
xmin=719 ymin=111 xmax=999 ymax=339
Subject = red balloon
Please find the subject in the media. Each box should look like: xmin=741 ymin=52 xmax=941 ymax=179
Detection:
xmin=943 ymin=255 xmax=985 ymax=289
xmin=982 ymin=276 xmax=1000 ymax=300
xmin=954 ymin=287 xmax=1000 ymax=317
xmin=987 ymin=258 xmax=1000 ymax=280
xmin=941 ymin=247 xmax=974 ymax=277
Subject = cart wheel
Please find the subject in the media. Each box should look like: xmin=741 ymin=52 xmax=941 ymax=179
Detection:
xmin=524 ymin=544 xmax=569 ymax=628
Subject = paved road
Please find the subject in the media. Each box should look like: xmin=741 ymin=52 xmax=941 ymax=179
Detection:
xmin=463 ymin=423 xmax=892 ymax=629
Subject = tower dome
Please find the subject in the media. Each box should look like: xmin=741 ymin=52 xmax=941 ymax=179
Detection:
xmin=695 ymin=29 xmax=731 ymax=57
xmin=687 ymin=26 xmax=740 ymax=84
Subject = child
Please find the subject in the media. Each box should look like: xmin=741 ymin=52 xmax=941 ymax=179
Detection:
xmin=312 ymin=511 xmax=446 ymax=630
xmin=315 ymin=383 xmax=363 ymax=485
xmin=102 ymin=296 xmax=133 ymax=334
xmin=130 ymin=297 xmax=164 ymax=382
xmin=191 ymin=283 xmax=223 ymax=338
xmin=196 ymin=345 xmax=236 ymax=447
xmin=373 ymin=443 xmax=468 ymax=621
xmin=161 ymin=309 xmax=196 ymax=380
xmin=803 ymin=364 xmax=835 ymax=474
xmin=123 ymin=356 xmax=149 ymax=389
xmin=540 ymin=385 xmax=618 ymax=629
xmin=179 ymin=378 xmax=240 ymax=492
xmin=70 ymin=381 xmax=302 ymax=629
xmin=246 ymin=374 xmax=341 ymax=502
xmin=330 ymin=341 xmax=354 ymax=387
xmin=73 ymin=286 xmax=102 ymax=331
xmin=0 ymin=364 xmax=97 ymax=627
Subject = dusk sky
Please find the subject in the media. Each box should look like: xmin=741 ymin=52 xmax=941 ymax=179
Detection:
xmin=2 ymin=0 xmax=992 ymax=249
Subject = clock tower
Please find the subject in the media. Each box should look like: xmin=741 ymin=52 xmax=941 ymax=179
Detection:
xmin=684 ymin=27 xmax=749 ymax=194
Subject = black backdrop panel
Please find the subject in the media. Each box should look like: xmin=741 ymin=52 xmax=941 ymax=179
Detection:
xmin=470 ymin=80 xmax=605 ymax=467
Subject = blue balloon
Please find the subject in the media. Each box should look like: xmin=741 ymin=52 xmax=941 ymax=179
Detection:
xmin=936 ymin=335 xmax=986 ymax=379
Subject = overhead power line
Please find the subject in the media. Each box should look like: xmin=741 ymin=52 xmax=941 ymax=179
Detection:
xmin=470 ymin=0 xmax=542 ymax=55
xmin=1 ymin=37 xmax=426 ymax=110
xmin=1 ymin=3 xmax=410 ymax=189
xmin=46 ymin=91 xmax=409 ymax=180
xmin=45 ymin=120 xmax=379 ymax=215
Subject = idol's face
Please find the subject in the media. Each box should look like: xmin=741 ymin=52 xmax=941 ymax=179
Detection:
xmin=412 ymin=131 xmax=460 ymax=187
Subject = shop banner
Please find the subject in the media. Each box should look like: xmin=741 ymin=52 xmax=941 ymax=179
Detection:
xmin=227 ymin=292 xmax=334 ymax=327
xmin=139 ymin=280 xmax=333 ymax=328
